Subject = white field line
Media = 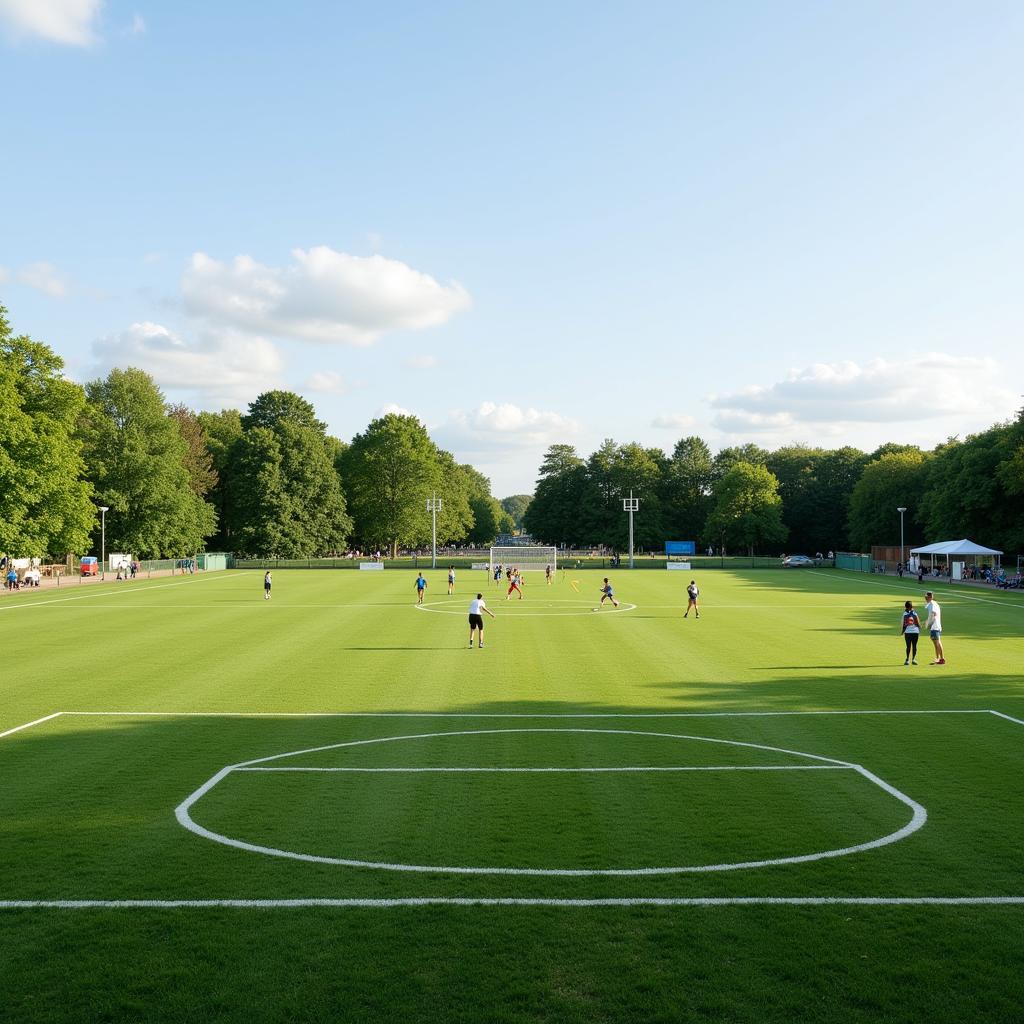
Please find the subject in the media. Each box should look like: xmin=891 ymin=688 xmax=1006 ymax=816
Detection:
xmin=989 ymin=710 xmax=1024 ymax=727
xmin=0 ymin=712 xmax=64 ymax=739
xmin=56 ymin=709 xmax=996 ymax=720
xmin=0 ymin=572 xmax=247 ymax=613
xmin=2 ymin=897 xmax=1022 ymax=909
xmin=235 ymin=764 xmax=852 ymax=773
xmin=175 ymin=727 xmax=928 ymax=876
xmin=807 ymin=569 xmax=1024 ymax=611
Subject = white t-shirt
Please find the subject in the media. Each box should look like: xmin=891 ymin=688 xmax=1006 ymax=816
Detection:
xmin=925 ymin=600 xmax=942 ymax=631
xmin=687 ymin=584 xmax=699 ymax=599
xmin=469 ymin=598 xmax=486 ymax=615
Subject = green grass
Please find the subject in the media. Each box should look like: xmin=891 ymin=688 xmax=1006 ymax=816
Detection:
xmin=2 ymin=568 xmax=1023 ymax=1022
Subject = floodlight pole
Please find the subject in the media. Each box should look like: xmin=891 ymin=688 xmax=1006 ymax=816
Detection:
xmin=99 ymin=506 xmax=109 ymax=579
xmin=426 ymin=494 xmax=443 ymax=569
xmin=622 ymin=490 xmax=639 ymax=569
xmin=897 ymin=506 xmax=907 ymax=568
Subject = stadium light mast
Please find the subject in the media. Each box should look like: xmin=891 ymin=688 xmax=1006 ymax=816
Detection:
xmin=897 ymin=506 xmax=907 ymax=568
xmin=426 ymin=494 xmax=443 ymax=569
xmin=623 ymin=490 xmax=639 ymax=569
xmin=99 ymin=505 xmax=110 ymax=579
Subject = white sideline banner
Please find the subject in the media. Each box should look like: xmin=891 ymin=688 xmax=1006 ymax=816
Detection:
xmin=359 ymin=562 xmax=384 ymax=571
xmin=472 ymin=563 xmax=490 ymax=570
xmin=666 ymin=562 xmax=691 ymax=571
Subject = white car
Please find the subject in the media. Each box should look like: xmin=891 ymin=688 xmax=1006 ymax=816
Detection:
xmin=783 ymin=554 xmax=817 ymax=568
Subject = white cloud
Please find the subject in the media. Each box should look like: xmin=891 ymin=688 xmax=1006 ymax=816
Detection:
xmin=376 ymin=402 xmax=415 ymax=419
xmin=651 ymin=413 xmax=696 ymax=430
xmin=709 ymin=354 xmax=1017 ymax=437
xmin=405 ymin=354 xmax=438 ymax=370
xmin=306 ymin=370 xmax=347 ymax=395
xmin=17 ymin=261 xmax=69 ymax=297
xmin=0 ymin=0 xmax=102 ymax=46
xmin=93 ymin=321 xmax=284 ymax=408
xmin=433 ymin=402 xmax=580 ymax=453
xmin=181 ymin=247 xmax=471 ymax=346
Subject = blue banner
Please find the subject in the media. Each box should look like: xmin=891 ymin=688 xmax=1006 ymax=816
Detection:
xmin=665 ymin=541 xmax=696 ymax=556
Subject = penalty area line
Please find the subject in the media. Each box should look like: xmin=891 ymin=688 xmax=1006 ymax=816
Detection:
xmin=0 ymin=712 xmax=64 ymax=739
xmin=1 ymin=897 xmax=1022 ymax=910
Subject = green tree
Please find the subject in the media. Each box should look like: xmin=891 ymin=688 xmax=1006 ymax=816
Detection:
xmin=523 ymin=445 xmax=586 ymax=546
xmin=168 ymin=405 xmax=217 ymax=497
xmin=228 ymin=391 xmax=351 ymax=557
xmin=197 ymin=409 xmax=243 ymax=549
xmin=662 ymin=436 xmax=713 ymax=544
xmin=79 ymin=368 xmax=216 ymax=557
xmin=712 ymin=443 xmax=769 ymax=479
xmin=846 ymin=450 xmax=930 ymax=552
xmin=705 ymin=461 xmax=788 ymax=555
xmin=499 ymin=494 xmax=532 ymax=531
xmin=341 ymin=413 xmax=446 ymax=557
xmin=0 ymin=307 xmax=94 ymax=557
xmin=461 ymin=465 xmax=504 ymax=545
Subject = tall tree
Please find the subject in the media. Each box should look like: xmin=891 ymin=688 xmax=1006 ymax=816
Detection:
xmin=341 ymin=413 xmax=446 ymax=557
xmin=462 ymin=465 xmax=505 ymax=546
xmin=704 ymin=461 xmax=788 ymax=555
xmin=228 ymin=391 xmax=351 ymax=557
xmin=846 ymin=450 xmax=930 ymax=552
xmin=662 ymin=436 xmax=713 ymax=544
xmin=168 ymin=404 xmax=217 ymax=497
xmin=523 ymin=445 xmax=587 ymax=546
xmin=197 ymin=409 xmax=243 ymax=550
xmin=499 ymin=494 xmax=532 ymax=531
xmin=79 ymin=368 xmax=216 ymax=557
xmin=0 ymin=307 xmax=94 ymax=557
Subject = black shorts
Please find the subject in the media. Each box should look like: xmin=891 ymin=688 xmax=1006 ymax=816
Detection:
xmin=468 ymin=614 xmax=484 ymax=629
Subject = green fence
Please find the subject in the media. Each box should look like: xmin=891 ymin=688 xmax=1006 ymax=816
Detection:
xmin=233 ymin=555 xmax=813 ymax=571
xmin=835 ymin=552 xmax=872 ymax=572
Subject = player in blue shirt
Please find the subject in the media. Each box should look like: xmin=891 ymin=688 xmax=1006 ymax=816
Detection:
xmin=415 ymin=573 xmax=427 ymax=604
xmin=598 ymin=577 xmax=619 ymax=609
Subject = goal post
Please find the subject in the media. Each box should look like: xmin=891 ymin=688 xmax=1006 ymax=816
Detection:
xmin=489 ymin=546 xmax=558 ymax=573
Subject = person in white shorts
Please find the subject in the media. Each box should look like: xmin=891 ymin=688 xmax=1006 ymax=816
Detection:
xmin=468 ymin=593 xmax=495 ymax=648
xmin=685 ymin=580 xmax=700 ymax=619
xmin=924 ymin=591 xmax=945 ymax=664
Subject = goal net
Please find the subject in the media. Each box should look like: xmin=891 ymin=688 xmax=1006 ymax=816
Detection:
xmin=489 ymin=546 xmax=558 ymax=573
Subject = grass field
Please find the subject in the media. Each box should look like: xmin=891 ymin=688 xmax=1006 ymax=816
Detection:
xmin=2 ymin=567 xmax=1023 ymax=1023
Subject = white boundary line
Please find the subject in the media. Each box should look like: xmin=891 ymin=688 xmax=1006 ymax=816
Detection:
xmin=177 ymin=727 xmax=927 ymax=876
xmin=0 ymin=572 xmax=246 ymax=613
xmin=236 ymin=764 xmax=851 ymax=773
xmin=0 ymin=712 xmax=64 ymax=739
xmin=1 ymin=897 xmax=1022 ymax=909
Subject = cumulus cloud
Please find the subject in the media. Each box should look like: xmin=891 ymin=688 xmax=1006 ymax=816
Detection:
xmin=93 ymin=321 xmax=284 ymax=407
xmin=433 ymin=402 xmax=580 ymax=453
xmin=651 ymin=413 xmax=696 ymax=430
xmin=710 ymin=354 xmax=1017 ymax=437
xmin=17 ymin=261 xmax=69 ymax=297
xmin=306 ymin=370 xmax=347 ymax=395
xmin=0 ymin=0 xmax=102 ymax=45
xmin=378 ymin=402 xmax=414 ymax=418
xmin=181 ymin=247 xmax=471 ymax=346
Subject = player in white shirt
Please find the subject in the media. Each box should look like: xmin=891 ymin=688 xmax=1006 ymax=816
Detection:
xmin=924 ymin=591 xmax=945 ymax=664
xmin=468 ymin=593 xmax=495 ymax=648
xmin=684 ymin=580 xmax=700 ymax=619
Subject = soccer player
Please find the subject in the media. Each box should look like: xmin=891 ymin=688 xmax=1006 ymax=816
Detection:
xmin=545 ymin=564 xmax=553 ymax=586
xmin=901 ymin=600 xmax=921 ymax=665
xmin=599 ymin=577 xmax=619 ymax=608
xmin=263 ymin=571 xmax=272 ymax=600
xmin=684 ymin=580 xmax=700 ymax=618
xmin=493 ymin=563 xmax=503 ymax=587
xmin=507 ymin=569 xmax=523 ymax=600
xmin=468 ymin=592 xmax=495 ymax=648
xmin=447 ymin=566 xmax=456 ymax=595
xmin=924 ymin=591 xmax=945 ymax=664
xmin=415 ymin=572 xmax=427 ymax=605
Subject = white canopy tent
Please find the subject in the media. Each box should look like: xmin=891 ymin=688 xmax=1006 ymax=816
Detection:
xmin=909 ymin=539 xmax=1003 ymax=577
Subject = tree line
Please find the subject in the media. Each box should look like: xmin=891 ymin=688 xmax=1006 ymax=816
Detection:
xmin=523 ymin=427 xmax=1024 ymax=557
xmin=0 ymin=307 xmax=519 ymax=561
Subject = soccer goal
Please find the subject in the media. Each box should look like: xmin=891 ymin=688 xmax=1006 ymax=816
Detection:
xmin=489 ymin=546 xmax=558 ymax=573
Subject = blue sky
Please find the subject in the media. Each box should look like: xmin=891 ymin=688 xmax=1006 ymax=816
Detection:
xmin=2 ymin=1 xmax=1022 ymax=495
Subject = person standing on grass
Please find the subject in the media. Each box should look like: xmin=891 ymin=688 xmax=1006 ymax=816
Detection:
xmin=599 ymin=577 xmax=619 ymax=608
xmin=901 ymin=600 xmax=921 ymax=665
xmin=263 ymin=571 xmax=272 ymax=600
xmin=507 ymin=569 xmax=523 ymax=600
xmin=545 ymin=564 xmax=553 ymax=586
xmin=415 ymin=572 xmax=428 ymax=605
xmin=468 ymin=592 xmax=495 ymax=648
xmin=684 ymin=580 xmax=700 ymax=618
xmin=447 ymin=566 xmax=456 ymax=595
xmin=924 ymin=591 xmax=945 ymax=664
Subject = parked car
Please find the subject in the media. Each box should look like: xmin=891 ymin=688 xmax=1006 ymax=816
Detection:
xmin=783 ymin=554 xmax=817 ymax=567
